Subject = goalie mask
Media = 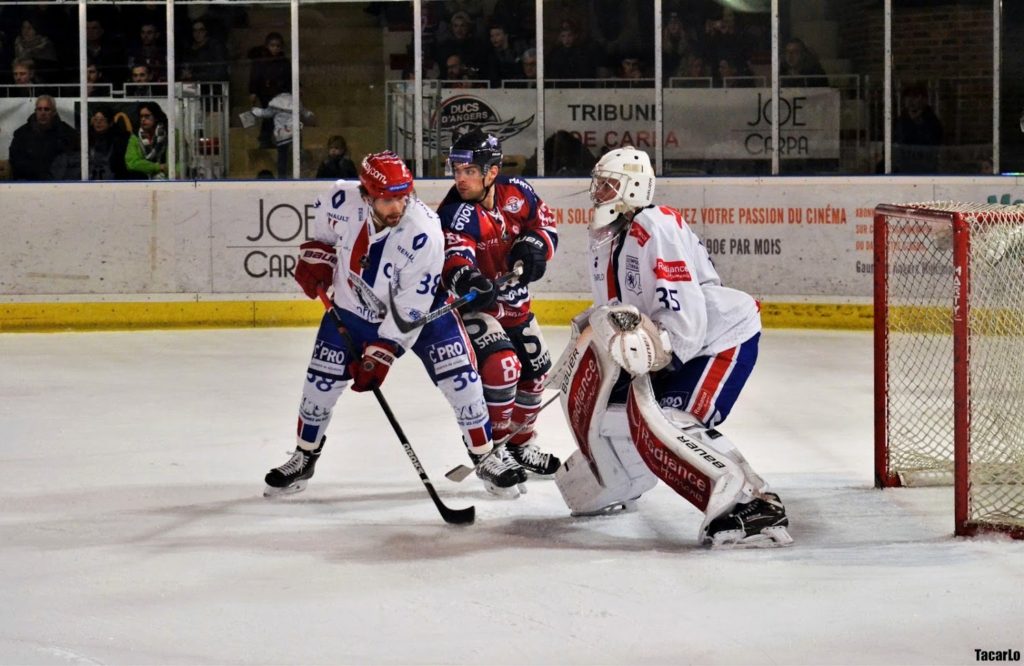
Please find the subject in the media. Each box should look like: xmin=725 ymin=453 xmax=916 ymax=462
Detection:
xmin=589 ymin=146 xmax=655 ymax=231
xmin=359 ymin=150 xmax=414 ymax=200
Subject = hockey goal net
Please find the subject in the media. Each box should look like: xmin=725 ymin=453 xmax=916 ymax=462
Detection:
xmin=875 ymin=201 xmax=1024 ymax=538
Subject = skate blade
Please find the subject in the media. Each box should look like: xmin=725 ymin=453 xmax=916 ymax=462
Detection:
xmin=570 ymin=500 xmax=637 ymax=517
xmin=263 ymin=479 xmax=308 ymax=498
xmin=482 ymin=480 xmax=522 ymax=499
xmin=706 ymin=525 xmax=793 ymax=549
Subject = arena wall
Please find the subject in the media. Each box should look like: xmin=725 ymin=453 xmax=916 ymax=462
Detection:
xmin=2 ymin=176 xmax=1022 ymax=331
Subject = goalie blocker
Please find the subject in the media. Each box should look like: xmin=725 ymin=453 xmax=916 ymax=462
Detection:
xmin=547 ymin=305 xmax=792 ymax=548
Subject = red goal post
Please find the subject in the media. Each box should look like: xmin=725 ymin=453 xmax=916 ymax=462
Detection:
xmin=874 ymin=201 xmax=1024 ymax=539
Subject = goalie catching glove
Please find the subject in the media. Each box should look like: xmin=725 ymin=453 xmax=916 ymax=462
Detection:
xmin=449 ymin=265 xmax=497 ymax=312
xmin=590 ymin=304 xmax=673 ymax=376
xmin=295 ymin=241 xmax=338 ymax=299
xmin=348 ymin=340 xmax=398 ymax=392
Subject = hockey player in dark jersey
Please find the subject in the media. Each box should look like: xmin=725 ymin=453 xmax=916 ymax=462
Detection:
xmin=436 ymin=130 xmax=561 ymax=477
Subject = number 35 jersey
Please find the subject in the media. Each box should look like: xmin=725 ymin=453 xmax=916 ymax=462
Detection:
xmin=590 ymin=205 xmax=761 ymax=365
xmin=310 ymin=180 xmax=446 ymax=352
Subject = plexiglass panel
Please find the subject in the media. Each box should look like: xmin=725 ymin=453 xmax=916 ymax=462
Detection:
xmin=545 ymin=0 xmax=654 ymax=177
xmin=891 ymin=0 xmax=993 ymax=175
xmin=780 ymin=0 xmax=882 ymax=175
xmin=662 ymin=1 xmax=769 ymax=176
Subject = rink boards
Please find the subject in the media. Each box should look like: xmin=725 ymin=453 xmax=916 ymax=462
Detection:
xmin=1 ymin=176 xmax=1021 ymax=331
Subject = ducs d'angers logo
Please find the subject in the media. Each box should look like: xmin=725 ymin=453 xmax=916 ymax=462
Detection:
xmin=400 ymin=94 xmax=533 ymax=150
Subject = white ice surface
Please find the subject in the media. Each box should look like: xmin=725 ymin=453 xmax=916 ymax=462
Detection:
xmin=1 ymin=327 xmax=1021 ymax=665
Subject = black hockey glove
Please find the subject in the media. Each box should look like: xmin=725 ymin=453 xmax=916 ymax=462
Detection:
xmin=450 ymin=265 xmax=497 ymax=312
xmin=509 ymin=232 xmax=548 ymax=284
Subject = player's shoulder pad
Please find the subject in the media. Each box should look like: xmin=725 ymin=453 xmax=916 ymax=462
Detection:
xmin=624 ymin=212 xmax=657 ymax=248
xmin=498 ymin=174 xmax=539 ymax=196
xmin=438 ymin=200 xmax=481 ymax=232
xmin=402 ymin=197 xmax=443 ymax=237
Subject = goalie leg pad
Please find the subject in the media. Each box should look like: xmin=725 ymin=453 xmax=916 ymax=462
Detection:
xmin=556 ymin=405 xmax=658 ymax=516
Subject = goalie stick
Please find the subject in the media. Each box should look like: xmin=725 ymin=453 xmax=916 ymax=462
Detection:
xmin=389 ymin=263 xmax=524 ymax=334
xmin=316 ymin=288 xmax=476 ymax=526
xmin=444 ymin=393 xmax=562 ymax=482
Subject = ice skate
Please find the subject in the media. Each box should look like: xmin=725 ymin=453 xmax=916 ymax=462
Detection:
xmin=703 ymin=493 xmax=793 ymax=548
xmin=472 ymin=446 xmax=527 ymax=498
xmin=569 ymin=498 xmax=639 ymax=517
xmin=264 ymin=438 xmax=325 ymax=497
xmin=507 ymin=436 xmax=561 ymax=476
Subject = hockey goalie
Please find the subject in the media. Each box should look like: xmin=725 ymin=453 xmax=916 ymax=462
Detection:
xmin=547 ymin=146 xmax=793 ymax=548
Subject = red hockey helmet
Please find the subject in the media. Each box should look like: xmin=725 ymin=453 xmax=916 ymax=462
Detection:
xmin=359 ymin=151 xmax=414 ymax=199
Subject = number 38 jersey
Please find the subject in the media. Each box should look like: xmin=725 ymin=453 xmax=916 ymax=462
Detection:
xmin=310 ymin=179 xmax=445 ymax=352
xmin=590 ymin=205 xmax=761 ymax=364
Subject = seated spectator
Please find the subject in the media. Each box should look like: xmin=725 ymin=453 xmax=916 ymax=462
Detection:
xmin=180 ymin=18 xmax=229 ymax=82
xmin=433 ymin=11 xmax=486 ymax=78
xmin=88 ymin=106 xmax=130 ymax=180
xmin=717 ymin=56 xmax=754 ymax=88
xmin=256 ymin=169 xmax=275 ymax=179
xmin=86 ymin=16 xmax=127 ymax=85
xmin=443 ymin=53 xmax=477 ymax=87
xmin=519 ymin=48 xmax=536 ymax=79
xmin=127 ymin=21 xmax=167 ymax=82
xmin=251 ymin=92 xmax=315 ymax=178
xmin=489 ymin=0 xmax=534 ymax=46
xmin=9 ymin=94 xmax=80 ymax=180
xmin=893 ymin=82 xmax=944 ymax=173
xmin=588 ymin=0 xmax=647 ymax=74
xmin=615 ymin=54 xmax=646 ymax=81
xmin=704 ymin=6 xmax=748 ymax=75
xmin=85 ymin=60 xmax=108 ymax=96
xmin=6 ymin=57 xmax=38 ymax=97
xmin=14 ymin=18 xmax=58 ymax=76
xmin=503 ymin=47 xmax=537 ymax=88
xmin=442 ymin=1 xmax=488 ymax=37
xmin=662 ymin=10 xmax=697 ymax=84
xmin=781 ymin=37 xmax=827 ymax=87
xmin=249 ymin=32 xmax=291 ymax=149
xmin=484 ymin=23 xmax=526 ymax=87
xmin=125 ymin=101 xmax=169 ymax=179
xmin=544 ymin=129 xmax=597 ymax=176
xmin=315 ymin=135 xmax=358 ymax=179
xmin=674 ymin=54 xmax=711 ymax=86
xmin=546 ymin=19 xmax=600 ymax=81
xmin=126 ymin=64 xmax=156 ymax=97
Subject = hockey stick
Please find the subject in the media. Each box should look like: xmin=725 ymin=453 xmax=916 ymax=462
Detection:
xmin=346 ymin=271 xmax=387 ymax=319
xmin=444 ymin=392 xmax=562 ymax=482
xmin=389 ymin=263 xmax=524 ymax=334
xmin=316 ymin=288 xmax=475 ymax=526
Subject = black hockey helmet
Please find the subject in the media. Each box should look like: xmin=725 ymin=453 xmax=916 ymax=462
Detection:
xmin=447 ymin=129 xmax=503 ymax=172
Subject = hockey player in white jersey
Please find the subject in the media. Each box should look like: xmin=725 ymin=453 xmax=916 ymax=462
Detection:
xmin=549 ymin=146 xmax=792 ymax=547
xmin=263 ymin=151 xmax=524 ymax=498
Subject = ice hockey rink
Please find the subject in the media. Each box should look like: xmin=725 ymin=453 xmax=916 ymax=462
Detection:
xmin=1 ymin=325 xmax=1021 ymax=665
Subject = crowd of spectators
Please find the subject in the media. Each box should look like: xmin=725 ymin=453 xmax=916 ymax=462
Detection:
xmin=0 ymin=4 xmax=241 ymax=95
xmin=6 ymin=94 xmax=175 ymax=181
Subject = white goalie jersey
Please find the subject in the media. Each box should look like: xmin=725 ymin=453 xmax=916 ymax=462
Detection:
xmin=311 ymin=180 xmax=445 ymax=351
xmin=590 ymin=205 xmax=761 ymax=364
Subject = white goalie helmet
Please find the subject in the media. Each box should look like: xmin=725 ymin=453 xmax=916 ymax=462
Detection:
xmin=589 ymin=146 xmax=656 ymax=230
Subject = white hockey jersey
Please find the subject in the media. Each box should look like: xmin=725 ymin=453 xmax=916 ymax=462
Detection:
xmin=311 ymin=180 xmax=445 ymax=352
xmin=589 ymin=205 xmax=761 ymax=364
